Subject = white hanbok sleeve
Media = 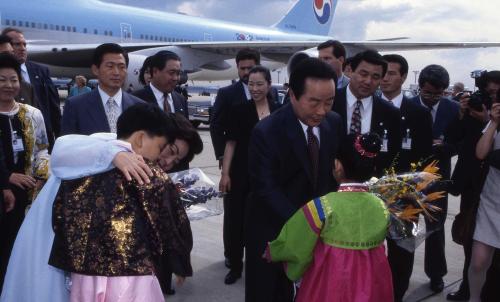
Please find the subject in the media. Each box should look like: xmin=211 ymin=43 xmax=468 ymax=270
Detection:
xmin=50 ymin=133 xmax=129 ymax=180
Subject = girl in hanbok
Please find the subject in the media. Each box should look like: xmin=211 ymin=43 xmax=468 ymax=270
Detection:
xmin=265 ymin=133 xmax=394 ymax=302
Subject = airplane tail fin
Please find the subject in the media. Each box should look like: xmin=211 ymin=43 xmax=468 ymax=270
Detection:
xmin=274 ymin=0 xmax=338 ymax=36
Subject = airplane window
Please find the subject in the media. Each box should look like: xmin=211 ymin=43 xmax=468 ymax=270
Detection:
xmin=44 ymin=24 xmax=48 ymax=30
xmin=56 ymin=25 xmax=60 ymax=30
xmin=18 ymin=21 xmax=23 ymax=27
xmin=94 ymin=29 xmax=98 ymax=35
xmin=50 ymin=24 xmax=54 ymax=30
xmin=5 ymin=20 xmax=10 ymax=26
xmin=104 ymin=30 xmax=108 ymax=36
xmin=31 ymin=22 xmax=35 ymax=28
xmin=12 ymin=20 xmax=16 ymax=26
xmin=84 ymin=28 xmax=88 ymax=33
xmin=140 ymin=34 xmax=143 ymax=39
xmin=127 ymin=33 xmax=131 ymax=38
xmin=110 ymin=31 xmax=113 ymax=36
xmin=155 ymin=36 xmax=158 ymax=41
xmin=61 ymin=25 xmax=65 ymax=31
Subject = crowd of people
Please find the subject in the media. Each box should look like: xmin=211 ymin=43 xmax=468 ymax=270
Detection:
xmin=0 ymin=25 xmax=498 ymax=302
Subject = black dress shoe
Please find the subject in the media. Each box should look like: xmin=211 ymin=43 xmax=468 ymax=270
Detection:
xmin=446 ymin=290 xmax=469 ymax=301
xmin=165 ymin=288 xmax=176 ymax=295
xmin=430 ymin=278 xmax=444 ymax=293
xmin=224 ymin=270 xmax=241 ymax=285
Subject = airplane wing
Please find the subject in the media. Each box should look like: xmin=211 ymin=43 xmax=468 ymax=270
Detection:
xmin=29 ymin=40 xmax=500 ymax=67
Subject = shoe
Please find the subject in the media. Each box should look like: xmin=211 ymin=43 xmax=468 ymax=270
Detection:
xmin=446 ymin=290 xmax=469 ymax=301
xmin=224 ymin=270 xmax=241 ymax=285
xmin=165 ymin=288 xmax=176 ymax=295
xmin=430 ymin=278 xmax=444 ymax=293
xmin=225 ymin=257 xmax=231 ymax=269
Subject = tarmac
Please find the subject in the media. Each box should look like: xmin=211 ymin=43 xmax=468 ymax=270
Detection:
xmin=167 ymin=124 xmax=466 ymax=302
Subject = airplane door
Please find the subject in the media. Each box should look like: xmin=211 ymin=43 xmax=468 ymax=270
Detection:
xmin=120 ymin=23 xmax=132 ymax=42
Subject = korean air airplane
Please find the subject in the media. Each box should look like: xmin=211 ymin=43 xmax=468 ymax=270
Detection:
xmin=0 ymin=0 xmax=498 ymax=87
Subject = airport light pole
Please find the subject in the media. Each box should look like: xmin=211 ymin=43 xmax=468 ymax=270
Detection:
xmin=276 ymin=70 xmax=281 ymax=84
xmin=413 ymin=70 xmax=419 ymax=84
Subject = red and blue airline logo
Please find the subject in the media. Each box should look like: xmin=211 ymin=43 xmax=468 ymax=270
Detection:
xmin=313 ymin=0 xmax=333 ymax=24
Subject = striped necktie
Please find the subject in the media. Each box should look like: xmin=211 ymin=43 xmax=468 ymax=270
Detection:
xmin=105 ymin=97 xmax=119 ymax=133
xmin=350 ymin=100 xmax=362 ymax=134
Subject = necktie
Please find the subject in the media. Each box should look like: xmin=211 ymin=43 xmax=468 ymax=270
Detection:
xmin=105 ymin=97 xmax=119 ymax=133
xmin=163 ymin=93 xmax=171 ymax=113
xmin=350 ymin=100 xmax=362 ymax=134
xmin=21 ymin=69 xmax=30 ymax=84
xmin=307 ymin=126 xmax=319 ymax=189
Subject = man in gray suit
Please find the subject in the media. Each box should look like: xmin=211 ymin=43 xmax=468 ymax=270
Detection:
xmin=61 ymin=43 xmax=143 ymax=135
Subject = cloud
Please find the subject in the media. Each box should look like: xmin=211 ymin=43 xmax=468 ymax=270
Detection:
xmin=105 ymin=0 xmax=500 ymax=87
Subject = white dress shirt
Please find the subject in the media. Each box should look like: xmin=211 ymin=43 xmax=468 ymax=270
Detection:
xmin=150 ymin=83 xmax=174 ymax=112
xmin=346 ymin=84 xmax=373 ymax=134
xmin=381 ymin=91 xmax=404 ymax=109
xmin=419 ymin=97 xmax=439 ymax=123
xmin=243 ymin=82 xmax=251 ymax=100
xmin=298 ymin=119 xmax=320 ymax=146
xmin=98 ymin=86 xmax=123 ymax=112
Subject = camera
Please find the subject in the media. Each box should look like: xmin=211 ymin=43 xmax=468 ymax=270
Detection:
xmin=464 ymin=70 xmax=492 ymax=111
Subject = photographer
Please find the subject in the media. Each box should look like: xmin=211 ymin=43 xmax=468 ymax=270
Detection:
xmin=447 ymin=71 xmax=500 ymax=301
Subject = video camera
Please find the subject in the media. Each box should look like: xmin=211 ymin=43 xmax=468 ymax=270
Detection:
xmin=462 ymin=70 xmax=492 ymax=111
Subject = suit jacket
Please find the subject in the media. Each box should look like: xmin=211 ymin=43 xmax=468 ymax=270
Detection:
xmin=26 ymin=61 xmax=61 ymax=147
xmin=16 ymin=81 xmax=38 ymax=108
xmin=61 ymin=89 xmax=144 ymax=135
xmin=333 ymin=87 xmax=402 ymax=176
xmin=132 ymin=86 xmax=188 ymax=118
xmin=247 ymin=103 xmax=344 ymax=242
xmin=395 ymin=97 xmax=433 ymax=173
xmin=410 ymin=96 xmax=460 ymax=179
xmin=448 ymin=114 xmax=489 ymax=195
xmin=210 ymin=81 xmax=248 ymax=159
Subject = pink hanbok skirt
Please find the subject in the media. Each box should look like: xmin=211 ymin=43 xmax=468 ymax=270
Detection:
xmin=70 ymin=273 xmax=165 ymax=302
xmin=296 ymin=243 xmax=393 ymax=302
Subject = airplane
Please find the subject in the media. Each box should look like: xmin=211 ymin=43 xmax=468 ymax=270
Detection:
xmin=1 ymin=0 xmax=500 ymax=89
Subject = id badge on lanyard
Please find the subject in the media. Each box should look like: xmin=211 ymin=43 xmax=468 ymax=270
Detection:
xmin=12 ymin=130 xmax=25 ymax=152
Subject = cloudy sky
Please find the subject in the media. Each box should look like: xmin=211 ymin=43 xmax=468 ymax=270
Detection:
xmin=108 ymin=0 xmax=500 ymax=89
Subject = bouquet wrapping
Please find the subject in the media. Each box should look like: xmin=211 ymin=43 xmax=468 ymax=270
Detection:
xmin=367 ymin=161 xmax=444 ymax=252
xmin=169 ymin=168 xmax=223 ymax=220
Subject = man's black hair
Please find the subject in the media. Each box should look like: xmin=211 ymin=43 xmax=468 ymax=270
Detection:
xmin=317 ymin=40 xmax=346 ymax=59
xmin=483 ymin=71 xmax=500 ymax=87
xmin=235 ymin=48 xmax=260 ymax=65
xmin=117 ymin=103 xmax=178 ymax=143
xmin=92 ymin=43 xmax=129 ymax=67
xmin=172 ymin=113 xmax=203 ymax=163
xmin=149 ymin=50 xmax=181 ymax=73
xmin=1 ymin=27 xmax=23 ymax=36
xmin=0 ymin=53 xmax=21 ymax=79
xmin=289 ymin=58 xmax=337 ymax=100
xmin=0 ymin=34 xmax=12 ymax=45
xmin=382 ymin=54 xmax=409 ymax=76
xmin=350 ymin=50 xmax=388 ymax=77
xmin=418 ymin=64 xmax=450 ymax=90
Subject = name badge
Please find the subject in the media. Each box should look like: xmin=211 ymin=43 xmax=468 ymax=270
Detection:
xmin=12 ymin=131 xmax=25 ymax=152
xmin=381 ymin=129 xmax=388 ymax=152
xmin=402 ymin=129 xmax=412 ymax=150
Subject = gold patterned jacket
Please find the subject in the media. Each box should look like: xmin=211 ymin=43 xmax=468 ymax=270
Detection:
xmin=49 ymin=162 xmax=192 ymax=276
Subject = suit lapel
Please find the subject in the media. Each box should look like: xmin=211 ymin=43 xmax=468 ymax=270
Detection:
xmin=284 ymin=105 xmax=313 ymax=183
xmin=145 ymin=86 xmax=159 ymax=106
xmin=86 ymin=90 xmax=110 ymax=131
xmin=370 ymin=96 xmax=383 ymax=133
xmin=171 ymin=92 xmax=185 ymax=114
xmin=333 ymin=87 xmax=348 ymax=133
xmin=122 ymin=92 xmax=135 ymax=111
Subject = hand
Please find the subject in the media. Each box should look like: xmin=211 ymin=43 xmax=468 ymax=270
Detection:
xmin=219 ymin=174 xmax=231 ymax=193
xmin=174 ymin=274 xmax=185 ymax=286
xmin=9 ymin=173 xmax=36 ymax=190
xmin=491 ymin=103 xmax=500 ymax=124
xmin=469 ymin=104 xmax=490 ymax=123
xmin=112 ymin=152 xmax=152 ymax=185
xmin=3 ymin=189 xmax=15 ymax=212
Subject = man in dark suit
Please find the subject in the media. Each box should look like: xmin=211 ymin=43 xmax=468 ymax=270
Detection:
xmin=61 ymin=43 xmax=143 ymax=135
xmin=409 ymin=64 xmax=460 ymax=293
xmin=332 ymin=50 xmax=401 ymax=176
xmin=381 ymin=54 xmax=434 ymax=302
xmin=3 ymin=28 xmax=61 ymax=149
xmin=209 ymin=48 xmax=260 ymax=280
xmin=133 ymin=51 xmax=188 ymax=119
xmin=246 ymin=58 xmax=344 ymax=302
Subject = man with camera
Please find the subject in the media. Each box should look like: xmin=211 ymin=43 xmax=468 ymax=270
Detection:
xmin=447 ymin=71 xmax=500 ymax=301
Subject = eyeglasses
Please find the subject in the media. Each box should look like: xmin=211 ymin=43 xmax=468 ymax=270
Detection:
xmin=420 ymin=91 xmax=443 ymax=101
